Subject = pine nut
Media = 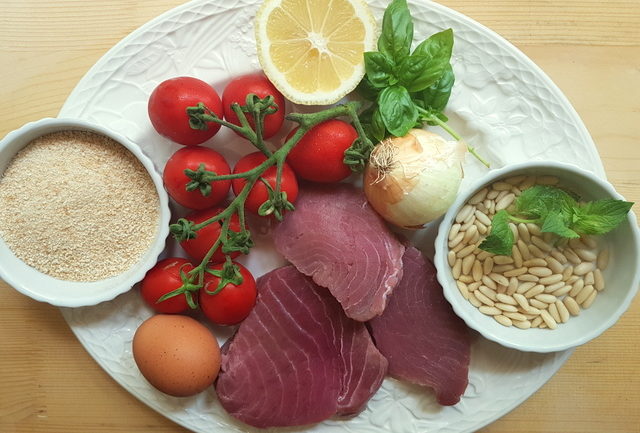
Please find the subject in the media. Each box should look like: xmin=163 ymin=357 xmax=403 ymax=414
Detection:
xmin=543 ymin=231 xmax=554 ymax=245
xmin=451 ymin=242 xmax=465 ymax=253
xmin=496 ymin=293 xmax=517 ymax=305
xmin=552 ymin=284 xmax=572 ymax=297
xmin=496 ymin=284 xmax=508 ymax=294
xmin=496 ymin=193 xmax=516 ymax=211
xmin=507 ymin=277 xmax=519 ymax=295
xmin=513 ymin=320 xmax=532 ymax=329
xmin=469 ymin=188 xmax=488 ymax=204
xmin=504 ymin=311 xmax=528 ymax=322
xmin=461 ymin=254 xmax=475 ymax=275
xmin=539 ymin=274 xmax=563 ymax=285
xmin=529 ymin=267 xmax=552 ymax=277
xmin=495 ymin=303 xmax=518 ymax=313
xmin=575 ymin=249 xmax=597 ymax=262
xmin=503 ymin=267 xmax=528 ymax=277
xmin=447 ymin=250 xmax=456 ymax=267
xmin=518 ymin=274 xmax=539 ymax=282
xmin=494 ymin=315 xmax=513 ymax=327
xmin=573 ymin=262 xmax=595 ymax=276
xmin=581 ymin=290 xmax=597 ymax=309
xmin=528 ymin=245 xmax=546 ymax=259
xmin=531 ymin=316 xmax=544 ymax=328
xmin=545 ymin=257 xmax=564 ymax=274
xmin=597 ymin=248 xmax=610 ymax=270
xmin=476 ymin=220 xmax=488 ymax=234
xmin=563 ymin=248 xmax=581 ymax=265
xmin=556 ymin=300 xmax=570 ymax=323
xmin=512 ymin=245 xmax=523 ymax=268
xmin=492 ymin=181 xmax=512 ymax=191
xmin=513 ymin=293 xmax=530 ymax=310
xmin=594 ymin=269 xmax=605 ymax=291
xmin=468 ymin=281 xmax=482 ymax=292
xmin=505 ymin=175 xmax=527 ymax=185
xmin=517 ymin=223 xmax=531 ymax=243
xmin=459 ymin=275 xmax=474 ymax=283
xmin=525 ymin=306 xmax=543 ymax=315
xmin=457 ymin=244 xmax=477 ymax=259
xmin=535 ymin=293 xmax=558 ymax=304
xmin=531 ymin=236 xmax=553 ymax=252
xmin=482 ymin=275 xmax=497 ymax=290
xmin=516 ymin=281 xmax=537 ymax=294
xmin=494 ymin=256 xmax=514 ymax=265
xmin=493 ymin=264 xmax=515 ymax=274
xmin=548 ymin=302 xmax=561 ymax=323
xmin=452 ymin=258 xmax=462 ymax=279
xmin=482 ymin=257 xmax=494 ymax=275
xmin=529 ymin=299 xmax=549 ymax=310
xmin=489 ymin=273 xmax=509 ymax=286
xmin=468 ymin=291 xmax=482 ymax=308
xmin=568 ymin=279 xmax=584 ymax=297
xmin=475 ymin=210 xmax=491 ymax=226
xmin=448 ymin=223 xmax=461 ymax=241
xmin=582 ymin=236 xmax=598 ymax=249
xmin=540 ymin=310 xmax=558 ymax=329
xmin=517 ymin=239 xmax=531 ymax=260
xmin=509 ymin=222 xmax=519 ymax=241
xmin=455 ymin=204 xmax=474 ymax=223
xmin=477 ymin=250 xmax=493 ymax=261
xmin=584 ymin=271 xmax=595 ymax=286
xmin=551 ymin=250 xmax=568 ymax=264
xmin=474 ymin=290 xmax=495 ymax=306
xmin=478 ymin=285 xmax=498 ymax=301
xmin=456 ymin=281 xmax=470 ymax=299
xmin=523 ymin=258 xmax=547 ymax=267
xmin=448 ymin=232 xmax=464 ymax=249
xmin=526 ymin=223 xmax=542 ymax=237
xmin=544 ymin=281 xmax=565 ymax=294
xmin=479 ymin=305 xmax=501 ymax=316
xmin=562 ymin=265 xmax=573 ymax=281
xmin=575 ymin=284 xmax=595 ymax=305
xmin=472 ymin=260 xmax=483 ymax=282
xmin=566 ymin=275 xmax=580 ymax=285
xmin=519 ymin=175 xmax=536 ymax=189
xmin=569 ymin=238 xmax=588 ymax=250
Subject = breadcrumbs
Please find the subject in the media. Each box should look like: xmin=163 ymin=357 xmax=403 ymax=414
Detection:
xmin=0 ymin=130 xmax=160 ymax=282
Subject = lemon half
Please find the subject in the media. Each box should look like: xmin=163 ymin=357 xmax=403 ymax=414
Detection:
xmin=255 ymin=0 xmax=377 ymax=105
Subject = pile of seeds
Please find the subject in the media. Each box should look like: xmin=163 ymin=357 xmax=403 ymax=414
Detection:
xmin=0 ymin=130 xmax=160 ymax=282
xmin=448 ymin=175 xmax=609 ymax=330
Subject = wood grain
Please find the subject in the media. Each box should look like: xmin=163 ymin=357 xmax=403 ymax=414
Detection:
xmin=1 ymin=1 xmax=639 ymax=432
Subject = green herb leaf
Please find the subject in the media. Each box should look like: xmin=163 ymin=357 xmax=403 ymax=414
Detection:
xmin=412 ymin=28 xmax=454 ymax=60
xmin=370 ymin=107 xmax=386 ymax=142
xmin=515 ymin=185 xmax=577 ymax=221
xmin=572 ymin=199 xmax=634 ymax=235
xmin=356 ymin=76 xmax=379 ymax=101
xmin=540 ymin=211 xmax=580 ymax=238
xmin=364 ymin=51 xmax=397 ymax=88
xmin=420 ymin=62 xmax=455 ymax=112
xmin=377 ymin=85 xmax=418 ymax=137
xmin=378 ymin=0 xmax=413 ymax=63
xmin=397 ymin=54 xmax=446 ymax=92
xmin=479 ymin=209 xmax=514 ymax=256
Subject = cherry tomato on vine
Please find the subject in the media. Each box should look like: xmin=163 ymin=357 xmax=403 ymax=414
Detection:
xmin=163 ymin=147 xmax=231 ymax=210
xmin=148 ymin=76 xmax=223 ymax=146
xmin=140 ymin=258 xmax=195 ymax=314
xmin=179 ymin=207 xmax=245 ymax=264
xmin=286 ymin=119 xmax=358 ymax=183
xmin=200 ymin=262 xmax=257 ymax=325
xmin=231 ymin=152 xmax=299 ymax=216
xmin=222 ymin=73 xmax=286 ymax=139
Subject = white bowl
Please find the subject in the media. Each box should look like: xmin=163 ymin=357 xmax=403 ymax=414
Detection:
xmin=0 ymin=118 xmax=170 ymax=307
xmin=434 ymin=161 xmax=640 ymax=352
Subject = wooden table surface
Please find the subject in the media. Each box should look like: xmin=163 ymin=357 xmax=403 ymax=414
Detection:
xmin=1 ymin=1 xmax=638 ymax=432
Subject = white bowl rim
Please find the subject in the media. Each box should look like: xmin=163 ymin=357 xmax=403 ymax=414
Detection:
xmin=0 ymin=117 xmax=170 ymax=307
xmin=434 ymin=160 xmax=640 ymax=352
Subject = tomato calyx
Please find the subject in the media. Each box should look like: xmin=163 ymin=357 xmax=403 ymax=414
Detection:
xmin=257 ymin=177 xmax=295 ymax=221
xmin=186 ymin=102 xmax=219 ymax=131
xmin=222 ymin=229 xmax=254 ymax=256
xmin=170 ymin=218 xmax=198 ymax=241
xmin=183 ymin=163 xmax=219 ymax=197
xmin=156 ymin=263 xmax=201 ymax=309
xmin=203 ymin=257 xmax=244 ymax=295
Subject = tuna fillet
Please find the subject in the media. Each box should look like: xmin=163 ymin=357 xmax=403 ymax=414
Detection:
xmin=368 ymin=247 xmax=471 ymax=405
xmin=215 ymin=266 xmax=388 ymax=428
xmin=273 ymin=183 xmax=404 ymax=321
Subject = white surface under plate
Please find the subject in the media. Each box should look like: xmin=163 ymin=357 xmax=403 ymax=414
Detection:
xmin=59 ymin=0 xmax=606 ymax=432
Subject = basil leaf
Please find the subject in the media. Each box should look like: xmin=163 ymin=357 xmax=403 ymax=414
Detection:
xmin=356 ymin=77 xmax=380 ymax=101
xmin=413 ymin=28 xmax=454 ymax=61
xmin=572 ymin=199 xmax=633 ymax=235
xmin=397 ymin=54 xmax=445 ymax=92
xmin=378 ymin=0 xmax=413 ymax=63
xmin=364 ymin=51 xmax=396 ymax=88
xmin=479 ymin=210 xmax=514 ymax=256
xmin=377 ymin=85 xmax=418 ymax=137
xmin=421 ymin=62 xmax=455 ymax=112
xmin=541 ymin=212 xmax=580 ymax=238
xmin=370 ymin=107 xmax=386 ymax=142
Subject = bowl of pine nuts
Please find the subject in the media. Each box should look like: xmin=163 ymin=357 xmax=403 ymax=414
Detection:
xmin=434 ymin=161 xmax=639 ymax=352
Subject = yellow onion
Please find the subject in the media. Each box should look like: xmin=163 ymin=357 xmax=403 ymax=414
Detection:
xmin=364 ymin=129 xmax=466 ymax=229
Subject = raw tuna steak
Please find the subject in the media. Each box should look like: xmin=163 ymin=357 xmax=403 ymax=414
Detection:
xmin=368 ymin=247 xmax=471 ymax=405
xmin=215 ymin=266 xmax=387 ymax=428
xmin=273 ymin=183 xmax=404 ymax=321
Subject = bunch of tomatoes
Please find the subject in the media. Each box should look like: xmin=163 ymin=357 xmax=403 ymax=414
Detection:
xmin=140 ymin=73 xmax=359 ymax=326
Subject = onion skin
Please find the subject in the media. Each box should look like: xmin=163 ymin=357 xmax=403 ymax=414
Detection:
xmin=364 ymin=129 xmax=466 ymax=229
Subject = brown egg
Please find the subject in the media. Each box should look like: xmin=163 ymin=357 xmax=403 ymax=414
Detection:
xmin=132 ymin=314 xmax=221 ymax=397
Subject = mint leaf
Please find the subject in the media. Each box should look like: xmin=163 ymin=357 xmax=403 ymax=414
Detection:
xmin=479 ymin=210 xmax=514 ymax=255
xmin=515 ymin=185 xmax=577 ymax=221
xmin=378 ymin=0 xmax=413 ymax=63
xmin=541 ymin=211 xmax=580 ymax=238
xmin=572 ymin=199 xmax=633 ymax=235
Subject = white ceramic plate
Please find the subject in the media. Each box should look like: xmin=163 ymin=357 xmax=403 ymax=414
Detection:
xmin=59 ymin=0 xmax=605 ymax=432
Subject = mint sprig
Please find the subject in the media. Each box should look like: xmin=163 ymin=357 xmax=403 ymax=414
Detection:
xmin=479 ymin=185 xmax=633 ymax=255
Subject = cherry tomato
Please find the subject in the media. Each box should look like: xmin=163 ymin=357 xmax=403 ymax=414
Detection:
xmin=286 ymin=119 xmax=358 ymax=183
xmin=140 ymin=258 xmax=195 ymax=314
xmin=231 ymin=152 xmax=298 ymax=216
xmin=163 ymin=147 xmax=231 ymax=210
xmin=148 ymin=76 xmax=223 ymax=146
xmin=199 ymin=262 xmax=257 ymax=325
xmin=222 ymin=73 xmax=286 ymax=139
xmin=179 ymin=207 xmax=244 ymax=264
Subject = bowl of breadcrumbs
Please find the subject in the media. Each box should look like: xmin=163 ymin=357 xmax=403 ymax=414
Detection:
xmin=0 ymin=118 xmax=170 ymax=307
